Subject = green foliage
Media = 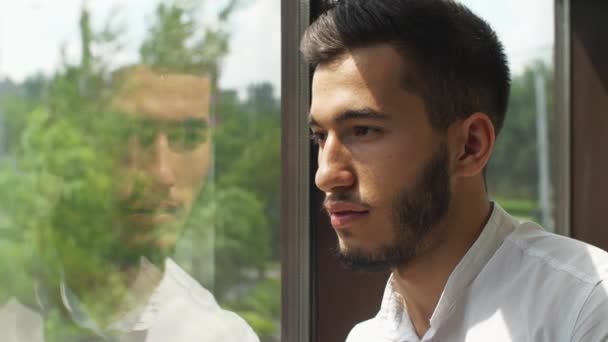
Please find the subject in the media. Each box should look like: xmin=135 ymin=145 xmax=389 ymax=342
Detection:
xmin=195 ymin=187 xmax=271 ymax=294
xmin=138 ymin=4 xmax=282 ymax=336
xmin=214 ymin=83 xmax=281 ymax=258
xmin=0 ymin=74 xmax=46 ymax=152
xmin=0 ymin=2 xmax=281 ymax=339
xmin=228 ymin=277 xmax=281 ymax=342
xmin=493 ymin=197 xmax=538 ymax=220
xmin=495 ymin=197 xmax=537 ymax=213
xmin=487 ymin=61 xmax=554 ymax=201
xmin=219 ymin=122 xmax=280 ymax=235
xmin=140 ymin=1 xmax=241 ymax=82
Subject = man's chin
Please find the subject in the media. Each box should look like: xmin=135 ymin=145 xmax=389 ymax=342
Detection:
xmin=335 ymin=242 xmax=412 ymax=273
xmin=120 ymin=216 xmax=186 ymax=256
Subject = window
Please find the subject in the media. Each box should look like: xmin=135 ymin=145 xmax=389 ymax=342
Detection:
xmin=459 ymin=0 xmax=562 ymax=233
xmin=0 ymin=1 xmax=281 ymax=341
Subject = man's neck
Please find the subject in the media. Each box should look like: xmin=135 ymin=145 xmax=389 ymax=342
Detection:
xmin=391 ymin=193 xmax=492 ymax=338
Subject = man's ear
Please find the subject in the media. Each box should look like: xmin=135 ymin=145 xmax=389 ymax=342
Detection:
xmin=450 ymin=113 xmax=496 ymax=178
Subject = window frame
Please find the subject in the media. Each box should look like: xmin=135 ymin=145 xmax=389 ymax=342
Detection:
xmin=281 ymin=0 xmax=312 ymax=341
xmin=554 ymin=0 xmax=572 ymax=237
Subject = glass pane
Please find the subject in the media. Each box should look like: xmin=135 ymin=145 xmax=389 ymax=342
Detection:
xmin=459 ymin=0 xmax=557 ymax=232
xmin=0 ymin=1 xmax=281 ymax=341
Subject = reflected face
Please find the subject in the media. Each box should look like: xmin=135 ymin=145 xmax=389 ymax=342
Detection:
xmin=114 ymin=68 xmax=212 ymax=249
xmin=309 ymin=45 xmax=451 ymax=271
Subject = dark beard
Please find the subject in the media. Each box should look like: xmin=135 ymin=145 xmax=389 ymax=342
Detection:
xmin=337 ymin=143 xmax=451 ymax=272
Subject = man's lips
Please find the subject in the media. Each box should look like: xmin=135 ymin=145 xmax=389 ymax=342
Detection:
xmin=128 ymin=200 xmax=181 ymax=213
xmin=126 ymin=202 xmax=183 ymax=226
xmin=129 ymin=206 xmax=180 ymax=215
xmin=324 ymin=201 xmax=370 ymax=229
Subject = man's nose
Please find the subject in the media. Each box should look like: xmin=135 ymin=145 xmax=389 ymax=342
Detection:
xmin=315 ymin=135 xmax=355 ymax=193
xmin=149 ymin=133 xmax=176 ymax=187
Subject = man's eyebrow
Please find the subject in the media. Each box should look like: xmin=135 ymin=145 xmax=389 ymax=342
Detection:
xmin=336 ymin=108 xmax=389 ymax=123
xmin=308 ymin=108 xmax=389 ymax=127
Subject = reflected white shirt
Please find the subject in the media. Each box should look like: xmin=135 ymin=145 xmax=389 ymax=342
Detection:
xmin=0 ymin=258 xmax=260 ymax=342
xmin=110 ymin=258 xmax=260 ymax=342
xmin=347 ymin=204 xmax=608 ymax=342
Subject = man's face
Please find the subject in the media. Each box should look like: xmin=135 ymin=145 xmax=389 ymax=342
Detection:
xmin=114 ymin=68 xmax=212 ymax=250
xmin=309 ymin=45 xmax=452 ymax=271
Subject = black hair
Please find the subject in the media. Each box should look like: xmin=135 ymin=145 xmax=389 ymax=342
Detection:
xmin=301 ymin=0 xmax=511 ymax=134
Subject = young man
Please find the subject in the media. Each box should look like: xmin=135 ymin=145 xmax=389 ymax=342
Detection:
xmin=302 ymin=0 xmax=608 ymax=341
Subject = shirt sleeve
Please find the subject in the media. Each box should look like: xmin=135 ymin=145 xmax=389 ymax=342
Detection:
xmin=571 ymin=280 xmax=608 ymax=342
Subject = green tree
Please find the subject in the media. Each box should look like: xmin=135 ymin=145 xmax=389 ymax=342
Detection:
xmin=0 ymin=5 xmax=138 ymax=333
xmin=0 ymin=1 xmax=283 ymax=339
xmin=487 ymin=60 xmax=554 ymax=217
xmin=140 ymin=0 xmax=241 ymax=85
xmin=214 ymin=83 xmax=281 ymax=259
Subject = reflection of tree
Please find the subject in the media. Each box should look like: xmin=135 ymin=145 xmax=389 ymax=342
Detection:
xmin=140 ymin=1 xmax=240 ymax=85
xmin=207 ymin=83 xmax=281 ymax=341
xmin=0 ymin=7 xmax=128 ymax=324
xmin=216 ymin=83 xmax=281 ymax=257
xmin=139 ymin=2 xmax=281 ymax=340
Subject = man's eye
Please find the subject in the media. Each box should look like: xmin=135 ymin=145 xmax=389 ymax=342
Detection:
xmin=310 ymin=131 xmax=327 ymax=145
xmin=184 ymin=126 xmax=208 ymax=145
xmin=353 ymin=126 xmax=379 ymax=137
xmin=137 ymin=124 xmax=158 ymax=148
xmin=169 ymin=126 xmax=208 ymax=151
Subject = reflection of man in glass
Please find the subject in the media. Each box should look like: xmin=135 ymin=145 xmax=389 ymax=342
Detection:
xmin=0 ymin=66 xmax=258 ymax=342
xmin=113 ymin=66 xmax=212 ymax=257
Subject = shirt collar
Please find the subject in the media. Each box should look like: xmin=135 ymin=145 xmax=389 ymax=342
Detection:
xmin=112 ymin=258 xmax=219 ymax=332
xmin=430 ymin=203 xmax=516 ymax=324
xmin=376 ymin=202 xmax=517 ymax=340
xmin=56 ymin=257 xmax=214 ymax=335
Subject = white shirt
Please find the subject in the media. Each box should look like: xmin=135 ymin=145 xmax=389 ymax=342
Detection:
xmin=0 ymin=259 xmax=260 ymax=342
xmin=347 ymin=204 xmax=608 ymax=342
xmin=110 ymin=258 xmax=260 ymax=342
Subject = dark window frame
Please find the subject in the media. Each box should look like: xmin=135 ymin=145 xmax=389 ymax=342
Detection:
xmin=555 ymin=0 xmax=572 ymax=237
xmin=281 ymin=0 xmax=312 ymax=341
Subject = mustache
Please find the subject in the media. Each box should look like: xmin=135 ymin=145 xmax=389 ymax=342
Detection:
xmin=321 ymin=193 xmax=370 ymax=213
